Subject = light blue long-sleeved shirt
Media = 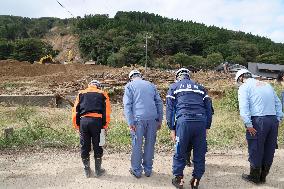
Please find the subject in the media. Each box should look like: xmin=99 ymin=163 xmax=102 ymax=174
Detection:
xmin=238 ymin=78 xmax=283 ymax=127
xmin=123 ymin=78 xmax=163 ymax=126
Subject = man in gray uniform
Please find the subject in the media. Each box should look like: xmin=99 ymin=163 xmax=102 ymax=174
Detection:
xmin=123 ymin=70 xmax=163 ymax=178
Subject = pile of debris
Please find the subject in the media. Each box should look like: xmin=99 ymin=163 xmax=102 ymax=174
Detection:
xmin=0 ymin=60 xmax=235 ymax=106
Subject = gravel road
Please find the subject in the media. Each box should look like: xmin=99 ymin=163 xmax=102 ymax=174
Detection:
xmin=0 ymin=149 xmax=283 ymax=189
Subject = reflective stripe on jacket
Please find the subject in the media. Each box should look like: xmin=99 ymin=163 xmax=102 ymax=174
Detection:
xmin=166 ymin=79 xmax=212 ymax=130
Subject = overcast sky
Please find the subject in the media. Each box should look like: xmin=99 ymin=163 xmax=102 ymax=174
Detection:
xmin=1 ymin=0 xmax=284 ymax=43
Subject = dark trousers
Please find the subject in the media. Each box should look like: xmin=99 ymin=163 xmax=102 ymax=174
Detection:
xmin=186 ymin=140 xmax=208 ymax=163
xmin=247 ymin=116 xmax=279 ymax=168
xmin=80 ymin=117 xmax=103 ymax=159
xmin=173 ymin=115 xmax=207 ymax=179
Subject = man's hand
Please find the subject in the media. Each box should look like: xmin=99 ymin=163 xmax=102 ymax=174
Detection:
xmin=129 ymin=125 xmax=136 ymax=132
xmin=170 ymin=130 xmax=176 ymax=143
xmin=247 ymin=127 xmax=257 ymax=136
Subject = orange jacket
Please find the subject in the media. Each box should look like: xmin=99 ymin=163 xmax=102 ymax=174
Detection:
xmin=72 ymin=85 xmax=111 ymax=130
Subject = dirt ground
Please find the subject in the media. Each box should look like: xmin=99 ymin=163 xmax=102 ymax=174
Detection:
xmin=0 ymin=149 xmax=283 ymax=189
xmin=0 ymin=60 xmax=233 ymax=103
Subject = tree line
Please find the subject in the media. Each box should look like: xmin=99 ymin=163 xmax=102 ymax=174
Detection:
xmin=0 ymin=16 xmax=67 ymax=62
xmin=76 ymin=11 xmax=284 ymax=69
xmin=1 ymin=12 xmax=284 ymax=68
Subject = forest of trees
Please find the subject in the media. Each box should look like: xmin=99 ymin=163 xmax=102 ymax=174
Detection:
xmin=1 ymin=12 xmax=284 ymax=68
xmin=0 ymin=16 xmax=66 ymax=62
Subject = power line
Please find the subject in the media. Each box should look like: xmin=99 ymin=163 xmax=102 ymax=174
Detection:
xmin=55 ymin=0 xmax=75 ymax=17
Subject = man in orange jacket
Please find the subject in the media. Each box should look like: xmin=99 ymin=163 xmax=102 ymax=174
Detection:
xmin=72 ymin=80 xmax=111 ymax=178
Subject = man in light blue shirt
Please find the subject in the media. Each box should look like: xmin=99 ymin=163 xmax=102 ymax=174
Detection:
xmin=236 ymin=69 xmax=283 ymax=184
xmin=123 ymin=70 xmax=163 ymax=178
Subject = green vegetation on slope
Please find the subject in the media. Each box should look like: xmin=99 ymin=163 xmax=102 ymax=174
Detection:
xmin=76 ymin=11 xmax=284 ymax=68
xmin=0 ymin=16 xmax=72 ymax=62
xmin=1 ymin=12 xmax=284 ymax=67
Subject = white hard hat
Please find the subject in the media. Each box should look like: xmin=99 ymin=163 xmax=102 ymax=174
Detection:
xmin=128 ymin=70 xmax=141 ymax=79
xmin=89 ymin=80 xmax=101 ymax=87
xmin=235 ymin=69 xmax=251 ymax=82
xmin=175 ymin=68 xmax=190 ymax=79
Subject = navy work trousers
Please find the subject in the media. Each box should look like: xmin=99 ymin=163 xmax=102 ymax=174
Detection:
xmin=80 ymin=117 xmax=103 ymax=159
xmin=247 ymin=115 xmax=279 ymax=168
xmin=173 ymin=115 xmax=207 ymax=179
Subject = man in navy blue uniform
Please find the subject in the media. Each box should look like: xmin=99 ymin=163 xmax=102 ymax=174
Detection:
xmin=166 ymin=68 xmax=212 ymax=189
xmin=236 ymin=69 xmax=283 ymax=184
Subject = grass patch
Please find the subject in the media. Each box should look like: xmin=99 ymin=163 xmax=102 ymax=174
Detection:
xmin=0 ymin=106 xmax=79 ymax=149
xmin=106 ymin=121 xmax=173 ymax=152
xmin=219 ymin=88 xmax=239 ymax=112
xmin=0 ymin=98 xmax=283 ymax=151
xmin=156 ymin=124 xmax=172 ymax=151
xmin=0 ymin=82 xmax=21 ymax=90
xmin=208 ymin=100 xmax=246 ymax=149
xmin=106 ymin=121 xmax=131 ymax=151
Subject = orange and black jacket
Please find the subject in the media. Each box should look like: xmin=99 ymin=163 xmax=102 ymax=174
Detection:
xmin=72 ymin=85 xmax=111 ymax=130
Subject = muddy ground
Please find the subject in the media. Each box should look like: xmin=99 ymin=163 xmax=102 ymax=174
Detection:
xmin=0 ymin=149 xmax=283 ymax=189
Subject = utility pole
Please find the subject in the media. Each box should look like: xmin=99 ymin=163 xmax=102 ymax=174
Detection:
xmin=145 ymin=33 xmax=151 ymax=72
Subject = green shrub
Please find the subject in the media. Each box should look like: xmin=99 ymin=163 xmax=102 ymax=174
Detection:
xmin=12 ymin=38 xmax=57 ymax=62
xmin=219 ymin=88 xmax=239 ymax=111
xmin=156 ymin=124 xmax=172 ymax=151
xmin=0 ymin=116 xmax=79 ymax=149
xmin=207 ymin=107 xmax=246 ymax=149
xmin=106 ymin=121 xmax=131 ymax=151
xmin=0 ymin=102 xmax=282 ymax=151
xmin=0 ymin=106 xmax=79 ymax=149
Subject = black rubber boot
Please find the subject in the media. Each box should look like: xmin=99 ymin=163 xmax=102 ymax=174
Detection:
xmin=95 ymin=157 xmax=105 ymax=177
xmin=190 ymin=178 xmax=200 ymax=189
xmin=242 ymin=166 xmax=261 ymax=184
xmin=260 ymin=165 xmax=271 ymax=183
xmin=82 ymin=157 xmax=91 ymax=178
xmin=172 ymin=176 xmax=184 ymax=189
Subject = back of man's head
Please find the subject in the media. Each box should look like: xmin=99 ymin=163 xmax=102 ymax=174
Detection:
xmin=88 ymin=80 xmax=101 ymax=88
xmin=175 ymin=68 xmax=190 ymax=81
xmin=235 ymin=69 xmax=252 ymax=84
xmin=129 ymin=70 xmax=142 ymax=80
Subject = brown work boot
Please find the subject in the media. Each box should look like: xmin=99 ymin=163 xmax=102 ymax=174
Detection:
xmin=190 ymin=178 xmax=200 ymax=189
xmin=172 ymin=176 xmax=184 ymax=189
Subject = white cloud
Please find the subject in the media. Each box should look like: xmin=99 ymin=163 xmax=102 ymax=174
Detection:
xmin=270 ymin=30 xmax=284 ymax=43
xmin=1 ymin=0 xmax=284 ymax=43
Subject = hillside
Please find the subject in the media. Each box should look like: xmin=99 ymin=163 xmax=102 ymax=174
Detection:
xmin=1 ymin=12 xmax=284 ymax=68
xmin=76 ymin=11 xmax=284 ymax=68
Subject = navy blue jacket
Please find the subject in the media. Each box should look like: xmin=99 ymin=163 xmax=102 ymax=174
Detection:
xmin=166 ymin=79 xmax=212 ymax=130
